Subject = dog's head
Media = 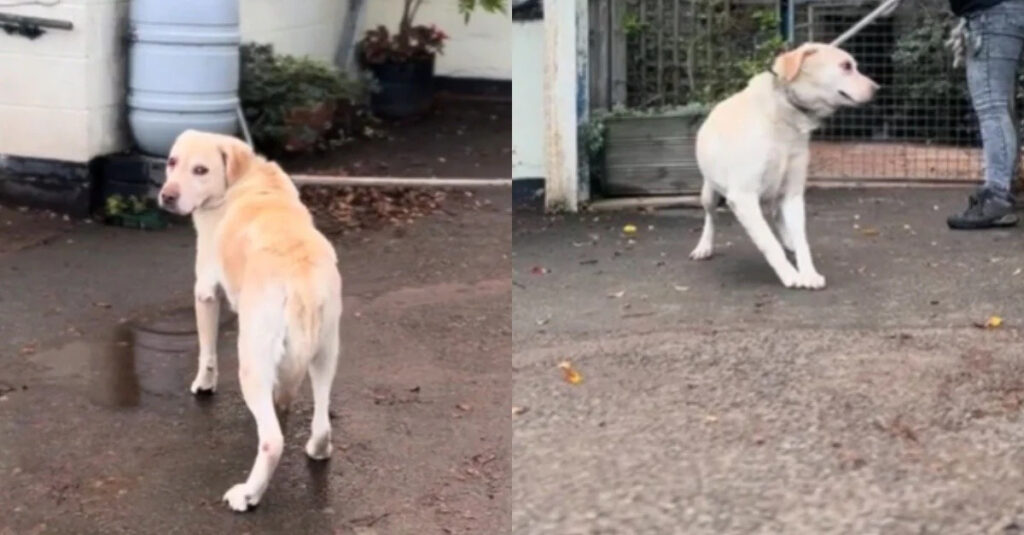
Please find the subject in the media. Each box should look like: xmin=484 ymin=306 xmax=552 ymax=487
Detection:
xmin=771 ymin=43 xmax=878 ymax=115
xmin=157 ymin=130 xmax=253 ymax=215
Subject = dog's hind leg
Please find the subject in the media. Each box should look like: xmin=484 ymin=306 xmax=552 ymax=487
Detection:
xmin=768 ymin=201 xmax=795 ymax=252
xmin=223 ymin=295 xmax=287 ymax=512
xmin=690 ymin=182 xmax=721 ymax=260
xmin=305 ymin=317 xmax=339 ymax=461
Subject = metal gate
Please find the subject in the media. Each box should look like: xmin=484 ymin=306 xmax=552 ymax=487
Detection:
xmin=589 ymin=0 xmax=1001 ymax=190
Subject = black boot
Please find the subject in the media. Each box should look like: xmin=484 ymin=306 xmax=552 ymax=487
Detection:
xmin=947 ymin=189 xmax=1018 ymax=230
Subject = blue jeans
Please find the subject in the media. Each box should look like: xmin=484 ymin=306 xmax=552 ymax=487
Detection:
xmin=966 ymin=0 xmax=1024 ymax=199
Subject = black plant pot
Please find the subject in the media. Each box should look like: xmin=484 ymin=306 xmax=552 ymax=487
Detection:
xmin=367 ymin=56 xmax=435 ymax=119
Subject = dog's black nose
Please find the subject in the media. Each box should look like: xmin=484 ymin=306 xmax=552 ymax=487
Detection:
xmin=160 ymin=192 xmax=178 ymax=207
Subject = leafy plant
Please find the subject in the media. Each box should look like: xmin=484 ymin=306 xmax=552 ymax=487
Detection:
xmin=888 ymin=11 xmax=977 ymax=143
xmin=359 ymin=0 xmax=507 ymax=65
xmin=360 ymin=24 xmax=448 ymax=64
xmin=105 ymin=194 xmax=152 ymax=218
xmin=240 ymin=43 xmax=371 ymax=155
xmin=457 ymin=0 xmax=507 ymax=22
xmin=102 ymin=194 xmax=167 ymax=230
xmin=625 ymin=1 xmax=784 ymax=107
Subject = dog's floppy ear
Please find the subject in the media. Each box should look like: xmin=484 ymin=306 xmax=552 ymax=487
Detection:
xmin=218 ymin=136 xmax=253 ymax=185
xmin=773 ymin=45 xmax=818 ymax=83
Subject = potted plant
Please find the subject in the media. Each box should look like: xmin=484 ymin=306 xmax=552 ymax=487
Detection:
xmin=240 ymin=43 xmax=368 ymax=155
xmin=358 ymin=0 xmax=506 ymax=119
xmin=595 ymin=104 xmax=710 ymax=196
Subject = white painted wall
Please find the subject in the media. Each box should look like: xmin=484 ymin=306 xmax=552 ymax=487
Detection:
xmin=240 ymin=0 xmax=347 ymax=64
xmin=0 ymin=0 xmax=506 ymax=164
xmin=364 ymin=0 xmax=511 ymax=80
xmin=0 ymin=0 xmax=129 ymax=163
xmin=512 ymin=20 xmax=544 ymax=179
xmin=0 ymin=0 xmax=349 ymax=164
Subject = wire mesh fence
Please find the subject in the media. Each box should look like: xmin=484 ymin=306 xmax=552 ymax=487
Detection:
xmin=595 ymin=0 xmax=1014 ymax=183
xmin=794 ymin=0 xmax=983 ymax=182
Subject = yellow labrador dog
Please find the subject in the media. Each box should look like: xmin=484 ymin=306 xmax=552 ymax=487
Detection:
xmin=690 ymin=43 xmax=878 ymax=289
xmin=158 ymin=130 xmax=342 ymax=511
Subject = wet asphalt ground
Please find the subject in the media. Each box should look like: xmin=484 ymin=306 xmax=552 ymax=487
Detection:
xmin=0 ymin=190 xmax=511 ymax=535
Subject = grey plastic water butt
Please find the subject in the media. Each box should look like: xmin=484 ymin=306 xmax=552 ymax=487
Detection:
xmin=128 ymin=0 xmax=240 ymax=156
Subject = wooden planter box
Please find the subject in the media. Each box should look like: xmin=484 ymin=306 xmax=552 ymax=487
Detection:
xmin=600 ymin=109 xmax=707 ymax=196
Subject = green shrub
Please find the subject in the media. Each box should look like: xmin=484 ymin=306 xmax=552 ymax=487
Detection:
xmin=240 ymin=43 xmax=373 ymax=155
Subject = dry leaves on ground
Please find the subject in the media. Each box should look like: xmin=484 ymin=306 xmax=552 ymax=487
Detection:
xmin=300 ymin=186 xmax=447 ymax=235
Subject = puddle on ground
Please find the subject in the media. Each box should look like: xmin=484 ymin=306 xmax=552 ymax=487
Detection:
xmin=25 ymin=307 xmax=227 ymax=408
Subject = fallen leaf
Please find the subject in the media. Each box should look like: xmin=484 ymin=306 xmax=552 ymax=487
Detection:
xmin=976 ymin=315 xmax=1004 ymax=329
xmin=860 ymin=227 xmax=880 ymax=236
xmin=558 ymin=361 xmax=582 ymax=385
xmin=622 ymin=224 xmax=637 ymax=235
xmin=608 ymin=290 xmax=625 ymax=299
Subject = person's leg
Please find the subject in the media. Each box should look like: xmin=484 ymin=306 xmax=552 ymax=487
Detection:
xmin=949 ymin=1 xmax=1024 ymax=229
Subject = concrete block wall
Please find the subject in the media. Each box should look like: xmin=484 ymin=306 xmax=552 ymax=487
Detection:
xmin=0 ymin=0 xmax=130 ymax=163
xmin=0 ymin=0 xmax=506 ymax=166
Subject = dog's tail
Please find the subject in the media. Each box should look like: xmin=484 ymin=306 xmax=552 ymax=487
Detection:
xmin=279 ymin=274 xmax=323 ymax=393
xmin=286 ymin=277 xmax=322 ymax=362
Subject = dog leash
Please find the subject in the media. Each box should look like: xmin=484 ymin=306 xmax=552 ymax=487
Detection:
xmin=827 ymin=0 xmax=968 ymax=69
xmin=829 ymin=0 xmax=902 ymax=47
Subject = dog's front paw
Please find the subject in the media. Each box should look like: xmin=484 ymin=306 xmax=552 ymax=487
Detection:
xmin=788 ymin=271 xmax=826 ymax=290
xmin=223 ymin=483 xmax=258 ymax=512
xmin=190 ymin=365 xmax=218 ymax=395
xmin=305 ymin=432 xmax=333 ymax=461
xmin=689 ymin=243 xmax=714 ymax=260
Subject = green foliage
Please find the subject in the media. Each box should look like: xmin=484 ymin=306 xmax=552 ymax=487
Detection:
xmin=457 ymin=0 xmax=507 ymax=22
xmin=105 ymin=194 xmax=152 ymax=217
xmin=622 ymin=11 xmax=644 ymax=37
xmin=625 ymin=2 xmax=784 ymax=107
xmin=240 ymin=43 xmax=371 ymax=155
xmin=578 ymin=117 xmax=608 ymax=186
xmin=885 ymin=11 xmax=993 ymax=144
xmin=688 ymin=6 xmax=784 ymax=104
xmin=102 ymin=195 xmax=167 ymax=230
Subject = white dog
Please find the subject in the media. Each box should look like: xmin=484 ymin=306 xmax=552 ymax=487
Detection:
xmin=689 ymin=43 xmax=878 ymax=289
xmin=158 ymin=130 xmax=343 ymax=511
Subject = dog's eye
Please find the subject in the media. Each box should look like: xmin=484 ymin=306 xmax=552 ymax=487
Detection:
xmin=167 ymin=157 xmax=177 ymax=168
xmin=193 ymin=165 xmax=209 ymax=176
xmin=840 ymin=61 xmax=853 ymax=72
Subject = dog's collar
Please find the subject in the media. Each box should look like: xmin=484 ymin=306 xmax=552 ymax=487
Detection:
xmin=768 ymin=66 xmax=817 ymax=117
